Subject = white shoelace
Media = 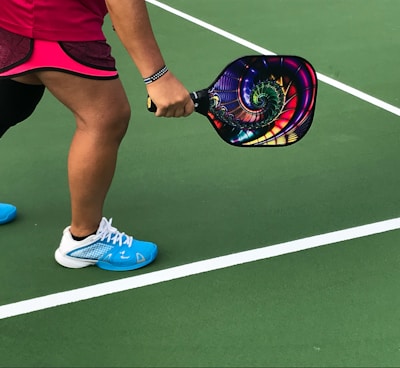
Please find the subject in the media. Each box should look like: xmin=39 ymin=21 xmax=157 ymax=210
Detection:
xmin=97 ymin=218 xmax=133 ymax=247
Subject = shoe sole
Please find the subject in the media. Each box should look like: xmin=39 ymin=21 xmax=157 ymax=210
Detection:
xmin=54 ymin=248 xmax=158 ymax=271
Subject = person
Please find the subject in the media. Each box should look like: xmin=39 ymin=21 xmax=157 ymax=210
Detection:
xmin=0 ymin=0 xmax=195 ymax=271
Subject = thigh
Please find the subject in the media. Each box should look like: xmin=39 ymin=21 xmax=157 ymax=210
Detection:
xmin=35 ymin=71 xmax=131 ymax=129
xmin=12 ymin=74 xmax=43 ymax=85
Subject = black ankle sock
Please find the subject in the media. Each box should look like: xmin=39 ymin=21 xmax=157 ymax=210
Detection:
xmin=71 ymin=230 xmax=97 ymax=241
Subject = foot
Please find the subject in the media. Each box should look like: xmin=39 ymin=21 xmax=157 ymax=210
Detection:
xmin=0 ymin=203 xmax=17 ymax=224
xmin=55 ymin=217 xmax=158 ymax=271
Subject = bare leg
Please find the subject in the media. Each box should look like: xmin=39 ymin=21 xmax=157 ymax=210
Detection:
xmin=35 ymin=71 xmax=131 ymax=236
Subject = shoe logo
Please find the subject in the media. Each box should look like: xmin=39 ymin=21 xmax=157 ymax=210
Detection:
xmin=120 ymin=250 xmax=130 ymax=260
xmin=136 ymin=253 xmax=146 ymax=263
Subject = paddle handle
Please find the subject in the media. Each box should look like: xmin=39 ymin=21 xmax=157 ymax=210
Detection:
xmin=147 ymin=89 xmax=209 ymax=116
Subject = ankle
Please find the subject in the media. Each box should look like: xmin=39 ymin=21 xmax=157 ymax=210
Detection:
xmin=70 ymin=230 xmax=97 ymax=241
xmin=69 ymin=222 xmax=100 ymax=239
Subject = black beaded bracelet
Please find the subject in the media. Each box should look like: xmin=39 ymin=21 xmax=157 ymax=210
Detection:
xmin=143 ymin=65 xmax=169 ymax=84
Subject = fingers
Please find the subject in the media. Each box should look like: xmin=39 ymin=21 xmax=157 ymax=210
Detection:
xmin=146 ymin=72 xmax=195 ymax=118
xmin=154 ymin=98 xmax=194 ymax=118
xmin=183 ymin=99 xmax=195 ymax=117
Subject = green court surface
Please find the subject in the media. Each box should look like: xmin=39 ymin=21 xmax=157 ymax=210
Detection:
xmin=1 ymin=1 xmax=400 ymax=367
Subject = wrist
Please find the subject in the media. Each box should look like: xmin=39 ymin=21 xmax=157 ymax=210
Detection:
xmin=143 ymin=65 xmax=169 ymax=84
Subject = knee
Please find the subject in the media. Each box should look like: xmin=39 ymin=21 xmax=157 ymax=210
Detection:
xmin=79 ymin=100 xmax=131 ymax=143
xmin=109 ymin=101 xmax=131 ymax=141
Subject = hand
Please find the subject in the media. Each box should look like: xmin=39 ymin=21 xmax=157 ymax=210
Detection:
xmin=146 ymin=72 xmax=194 ymax=118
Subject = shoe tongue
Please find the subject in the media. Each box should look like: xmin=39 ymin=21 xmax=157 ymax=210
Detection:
xmin=96 ymin=217 xmax=112 ymax=235
xmin=96 ymin=217 xmax=131 ymax=245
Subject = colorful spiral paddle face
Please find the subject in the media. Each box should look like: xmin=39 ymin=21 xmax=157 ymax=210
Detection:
xmin=207 ymin=55 xmax=317 ymax=146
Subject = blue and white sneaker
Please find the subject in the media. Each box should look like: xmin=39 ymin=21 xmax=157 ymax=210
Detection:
xmin=0 ymin=203 xmax=17 ymax=224
xmin=55 ymin=217 xmax=158 ymax=271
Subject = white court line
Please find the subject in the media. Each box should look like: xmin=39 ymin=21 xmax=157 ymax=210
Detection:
xmin=1 ymin=217 xmax=400 ymax=320
xmin=146 ymin=0 xmax=400 ymax=117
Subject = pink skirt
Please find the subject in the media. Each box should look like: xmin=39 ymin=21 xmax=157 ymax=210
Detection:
xmin=0 ymin=27 xmax=118 ymax=80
